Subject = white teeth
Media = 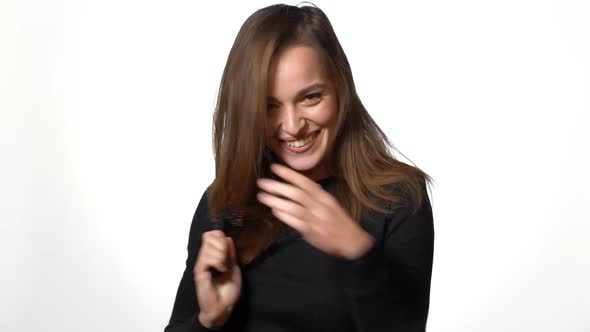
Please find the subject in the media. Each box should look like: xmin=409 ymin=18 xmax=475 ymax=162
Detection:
xmin=286 ymin=132 xmax=316 ymax=148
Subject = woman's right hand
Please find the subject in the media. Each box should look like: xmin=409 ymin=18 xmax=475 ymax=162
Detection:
xmin=193 ymin=230 xmax=242 ymax=329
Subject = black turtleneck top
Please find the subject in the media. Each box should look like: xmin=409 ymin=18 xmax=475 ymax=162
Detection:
xmin=164 ymin=176 xmax=435 ymax=332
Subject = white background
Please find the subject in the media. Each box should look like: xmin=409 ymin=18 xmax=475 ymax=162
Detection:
xmin=1 ymin=0 xmax=589 ymax=331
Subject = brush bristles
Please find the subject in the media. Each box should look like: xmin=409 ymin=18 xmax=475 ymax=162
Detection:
xmin=228 ymin=208 xmax=245 ymax=227
xmin=210 ymin=208 xmax=244 ymax=229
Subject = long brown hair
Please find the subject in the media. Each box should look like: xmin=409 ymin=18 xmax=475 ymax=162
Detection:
xmin=207 ymin=3 xmax=434 ymax=266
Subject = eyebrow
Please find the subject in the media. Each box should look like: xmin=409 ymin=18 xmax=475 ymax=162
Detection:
xmin=267 ymin=82 xmax=326 ymax=103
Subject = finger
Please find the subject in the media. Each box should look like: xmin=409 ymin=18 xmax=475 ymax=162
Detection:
xmin=257 ymin=191 xmax=308 ymax=219
xmin=202 ymin=243 xmax=226 ymax=260
xmin=270 ymin=163 xmax=321 ymax=195
xmin=203 ymin=233 xmax=228 ymax=255
xmin=194 ymin=266 xmax=212 ymax=292
xmin=204 ymin=230 xmax=226 ymax=238
xmin=198 ymin=239 xmax=229 ymax=268
xmin=194 ymin=251 xmax=227 ymax=278
xmin=272 ymin=209 xmax=312 ymax=235
xmin=202 ymin=252 xmax=229 ymax=272
xmin=256 ymin=178 xmax=314 ymax=208
xmin=204 ymin=240 xmax=228 ymax=257
xmin=196 ymin=244 xmax=227 ymax=269
xmin=203 ymin=245 xmax=227 ymax=264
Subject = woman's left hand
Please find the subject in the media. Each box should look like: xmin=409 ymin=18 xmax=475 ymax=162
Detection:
xmin=256 ymin=163 xmax=375 ymax=260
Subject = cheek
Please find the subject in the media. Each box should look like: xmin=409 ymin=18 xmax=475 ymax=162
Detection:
xmin=317 ymin=102 xmax=338 ymax=127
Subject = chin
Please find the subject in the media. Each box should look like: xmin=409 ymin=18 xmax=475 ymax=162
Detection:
xmin=281 ymin=157 xmax=320 ymax=172
xmin=267 ymin=130 xmax=328 ymax=175
xmin=269 ymin=145 xmax=325 ymax=173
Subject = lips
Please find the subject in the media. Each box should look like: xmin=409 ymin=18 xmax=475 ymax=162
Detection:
xmin=280 ymin=130 xmax=320 ymax=153
xmin=280 ymin=130 xmax=319 ymax=143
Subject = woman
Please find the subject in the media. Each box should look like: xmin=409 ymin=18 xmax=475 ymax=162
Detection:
xmin=165 ymin=3 xmax=434 ymax=331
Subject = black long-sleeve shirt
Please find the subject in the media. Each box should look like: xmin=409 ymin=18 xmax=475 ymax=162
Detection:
xmin=164 ymin=176 xmax=435 ymax=332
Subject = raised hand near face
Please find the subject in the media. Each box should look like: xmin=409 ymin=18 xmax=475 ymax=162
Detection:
xmin=256 ymin=163 xmax=375 ymax=261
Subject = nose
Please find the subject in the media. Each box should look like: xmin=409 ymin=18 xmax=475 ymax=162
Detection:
xmin=280 ymin=105 xmax=307 ymax=137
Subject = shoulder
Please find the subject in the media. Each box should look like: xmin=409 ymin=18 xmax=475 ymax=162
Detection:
xmin=382 ymin=178 xmax=433 ymax=239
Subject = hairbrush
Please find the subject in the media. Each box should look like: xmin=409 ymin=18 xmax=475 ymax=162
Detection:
xmin=208 ymin=208 xmax=244 ymax=278
xmin=211 ymin=207 xmax=245 ymax=231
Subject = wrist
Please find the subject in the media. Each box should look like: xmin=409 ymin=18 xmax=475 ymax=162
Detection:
xmin=198 ymin=312 xmax=226 ymax=330
xmin=343 ymin=231 xmax=375 ymax=260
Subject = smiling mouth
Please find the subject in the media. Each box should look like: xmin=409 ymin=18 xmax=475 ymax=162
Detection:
xmin=285 ymin=131 xmax=317 ymax=146
xmin=280 ymin=130 xmax=320 ymax=152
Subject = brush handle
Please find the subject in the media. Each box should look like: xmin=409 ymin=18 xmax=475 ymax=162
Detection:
xmin=207 ymin=208 xmax=244 ymax=278
xmin=208 ymin=212 xmax=225 ymax=278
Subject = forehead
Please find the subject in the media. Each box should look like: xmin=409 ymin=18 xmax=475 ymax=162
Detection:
xmin=267 ymin=45 xmax=329 ymax=98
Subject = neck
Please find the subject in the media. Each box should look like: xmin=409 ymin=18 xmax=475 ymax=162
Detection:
xmin=301 ymin=161 xmax=335 ymax=182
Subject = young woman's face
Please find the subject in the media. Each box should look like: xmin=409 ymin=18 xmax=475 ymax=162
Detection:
xmin=265 ymin=45 xmax=338 ymax=181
